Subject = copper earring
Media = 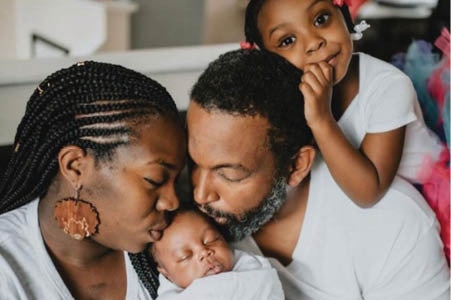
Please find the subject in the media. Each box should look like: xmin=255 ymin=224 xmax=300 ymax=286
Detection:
xmin=54 ymin=184 xmax=100 ymax=240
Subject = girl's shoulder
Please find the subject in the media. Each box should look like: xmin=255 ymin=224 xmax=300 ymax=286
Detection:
xmin=357 ymin=52 xmax=412 ymax=88
xmin=357 ymin=52 xmax=407 ymax=76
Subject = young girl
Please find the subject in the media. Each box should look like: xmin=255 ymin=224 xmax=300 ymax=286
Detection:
xmin=244 ymin=0 xmax=445 ymax=207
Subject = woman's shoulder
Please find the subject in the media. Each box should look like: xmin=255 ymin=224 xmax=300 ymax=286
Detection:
xmin=0 ymin=199 xmax=67 ymax=299
xmin=0 ymin=200 xmax=37 ymax=244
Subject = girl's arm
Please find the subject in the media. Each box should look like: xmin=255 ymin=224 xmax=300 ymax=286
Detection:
xmin=312 ymin=119 xmax=405 ymax=207
xmin=300 ymin=62 xmax=405 ymax=207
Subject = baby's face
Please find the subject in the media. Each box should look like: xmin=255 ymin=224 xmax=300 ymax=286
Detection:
xmin=152 ymin=210 xmax=234 ymax=288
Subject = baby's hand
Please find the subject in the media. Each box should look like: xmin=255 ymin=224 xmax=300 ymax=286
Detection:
xmin=298 ymin=62 xmax=334 ymax=129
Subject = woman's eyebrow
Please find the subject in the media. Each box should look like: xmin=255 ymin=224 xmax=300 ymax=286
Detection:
xmin=147 ymin=159 xmax=177 ymax=170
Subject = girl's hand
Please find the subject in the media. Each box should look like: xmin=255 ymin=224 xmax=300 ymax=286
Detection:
xmin=298 ymin=62 xmax=334 ymax=129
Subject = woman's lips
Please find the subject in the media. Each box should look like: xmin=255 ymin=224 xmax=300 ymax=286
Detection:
xmin=148 ymin=222 xmax=167 ymax=241
xmin=148 ymin=229 xmax=163 ymax=241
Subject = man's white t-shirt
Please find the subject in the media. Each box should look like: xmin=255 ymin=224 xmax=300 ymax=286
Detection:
xmin=235 ymin=157 xmax=450 ymax=300
xmin=0 ymin=199 xmax=152 ymax=299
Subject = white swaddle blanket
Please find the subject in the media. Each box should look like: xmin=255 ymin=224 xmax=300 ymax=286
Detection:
xmin=157 ymin=249 xmax=284 ymax=300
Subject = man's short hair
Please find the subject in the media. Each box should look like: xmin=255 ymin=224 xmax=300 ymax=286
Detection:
xmin=190 ymin=49 xmax=313 ymax=175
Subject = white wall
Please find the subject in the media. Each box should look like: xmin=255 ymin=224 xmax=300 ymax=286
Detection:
xmin=0 ymin=43 xmax=237 ymax=146
xmin=0 ymin=0 xmax=17 ymax=60
xmin=15 ymin=0 xmax=106 ymax=59
xmin=0 ymin=0 xmax=141 ymax=61
xmin=203 ymin=0 xmax=246 ymax=44
xmin=131 ymin=0 xmax=205 ymax=49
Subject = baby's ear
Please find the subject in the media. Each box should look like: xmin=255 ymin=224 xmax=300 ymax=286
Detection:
xmin=152 ymin=246 xmax=172 ymax=281
xmin=157 ymin=265 xmax=171 ymax=281
xmin=287 ymin=146 xmax=316 ymax=186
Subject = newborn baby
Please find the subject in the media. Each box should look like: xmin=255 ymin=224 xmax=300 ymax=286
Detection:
xmin=150 ymin=207 xmax=284 ymax=299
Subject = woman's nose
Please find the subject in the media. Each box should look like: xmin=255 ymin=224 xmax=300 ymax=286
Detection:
xmin=156 ymin=183 xmax=179 ymax=212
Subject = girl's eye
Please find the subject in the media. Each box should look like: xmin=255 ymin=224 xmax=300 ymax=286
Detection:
xmin=279 ymin=36 xmax=296 ymax=48
xmin=314 ymin=13 xmax=330 ymax=26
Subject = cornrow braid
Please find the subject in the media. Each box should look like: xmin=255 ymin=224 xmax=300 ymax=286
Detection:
xmin=0 ymin=60 xmax=179 ymax=298
xmin=129 ymin=250 xmax=160 ymax=299
xmin=244 ymin=0 xmax=355 ymax=49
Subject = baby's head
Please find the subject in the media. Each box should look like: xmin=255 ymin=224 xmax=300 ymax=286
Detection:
xmin=150 ymin=207 xmax=234 ymax=288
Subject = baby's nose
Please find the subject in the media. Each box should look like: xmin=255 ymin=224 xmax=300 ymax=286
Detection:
xmin=198 ymin=247 xmax=213 ymax=261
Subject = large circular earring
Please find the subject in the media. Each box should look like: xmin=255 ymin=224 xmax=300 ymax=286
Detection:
xmin=54 ymin=184 xmax=100 ymax=240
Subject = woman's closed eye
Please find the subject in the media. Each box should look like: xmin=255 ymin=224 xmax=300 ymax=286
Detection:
xmin=144 ymin=177 xmax=165 ymax=188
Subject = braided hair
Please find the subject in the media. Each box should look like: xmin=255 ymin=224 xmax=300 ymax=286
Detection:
xmin=244 ymin=0 xmax=355 ymax=49
xmin=0 ymin=61 xmax=179 ymax=298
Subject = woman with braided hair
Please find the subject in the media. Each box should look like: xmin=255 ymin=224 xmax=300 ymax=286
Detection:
xmin=0 ymin=61 xmax=186 ymax=299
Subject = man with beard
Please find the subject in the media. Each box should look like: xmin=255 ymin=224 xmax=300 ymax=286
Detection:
xmin=186 ymin=49 xmax=450 ymax=300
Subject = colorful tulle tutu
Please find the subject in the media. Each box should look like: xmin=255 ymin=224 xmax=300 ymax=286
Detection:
xmin=391 ymin=27 xmax=450 ymax=263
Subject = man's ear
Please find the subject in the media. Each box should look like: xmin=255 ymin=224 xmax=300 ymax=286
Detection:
xmin=57 ymin=145 xmax=89 ymax=186
xmin=287 ymin=146 xmax=316 ymax=186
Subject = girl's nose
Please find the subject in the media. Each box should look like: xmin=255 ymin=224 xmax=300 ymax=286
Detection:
xmin=305 ymin=34 xmax=325 ymax=54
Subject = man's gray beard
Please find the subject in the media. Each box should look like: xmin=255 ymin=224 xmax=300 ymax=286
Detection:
xmin=201 ymin=177 xmax=287 ymax=242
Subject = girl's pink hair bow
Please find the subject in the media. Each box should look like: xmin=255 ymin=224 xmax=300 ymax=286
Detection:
xmin=240 ymin=41 xmax=257 ymax=50
xmin=333 ymin=0 xmax=352 ymax=6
